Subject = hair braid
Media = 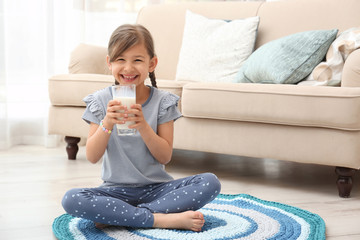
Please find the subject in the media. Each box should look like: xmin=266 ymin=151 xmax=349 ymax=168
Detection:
xmin=149 ymin=71 xmax=157 ymax=88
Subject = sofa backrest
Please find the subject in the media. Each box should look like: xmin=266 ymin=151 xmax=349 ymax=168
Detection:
xmin=136 ymin=0 xmax=360 ymax=81
xmin=256 ymin=0 xmax=360 ymax=48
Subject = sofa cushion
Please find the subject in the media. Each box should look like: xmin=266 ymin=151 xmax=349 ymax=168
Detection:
xmin=299 ymin=27 xmax=360 ymax=86
xmin=181 ymin=82 xmax=360 ymax=130
xmin=176 ymin=10 xmax=259 ymax=83
xmin=145 ymin=79 xmax=188 ymax=99
xmin=145 ymin=79 xmax=189 ymax=112
xmin=49 ymin=74 xmax=186 ymax=107
xmin=137 ymin=1 xmax=262 ymax=80
xmin=49 ymin=74 xmax=114 ymax=106
xmin=234 ymin=29 xmax=338 ymax=84
xmin=69 ymin=43 xmax=112 ymax=75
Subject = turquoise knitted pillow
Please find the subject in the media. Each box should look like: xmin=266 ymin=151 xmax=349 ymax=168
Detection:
xmin=234 ymin=29 xmax=338 ymax=84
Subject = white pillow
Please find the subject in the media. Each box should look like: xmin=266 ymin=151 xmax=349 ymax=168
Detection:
xmin=175 ymin=10 xmax=259 ymax=83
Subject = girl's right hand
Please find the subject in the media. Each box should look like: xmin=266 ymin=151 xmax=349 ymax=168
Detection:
xmin=102 ymin=99 xmax=127 ymax=129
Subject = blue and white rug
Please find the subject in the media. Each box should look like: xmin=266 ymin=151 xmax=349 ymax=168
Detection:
xmin=53 ymin=194 xmax=325 ymax=240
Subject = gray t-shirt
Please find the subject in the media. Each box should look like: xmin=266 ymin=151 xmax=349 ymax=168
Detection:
xmin=82 ymin=86 xmax=182 ymax=187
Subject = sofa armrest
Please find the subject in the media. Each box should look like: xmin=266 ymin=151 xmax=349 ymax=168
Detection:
xmin=68 ymin=43 xmax=112 ymax=75
xmin=341 ymin=49 xmax=360 ymax=87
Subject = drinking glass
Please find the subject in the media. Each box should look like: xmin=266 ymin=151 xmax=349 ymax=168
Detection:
xmin=111 ymin=84 xmax=136 ymax=136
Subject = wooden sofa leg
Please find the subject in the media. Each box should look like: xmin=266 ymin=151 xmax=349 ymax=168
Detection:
xmin=65 ymin=136 xmax=81 ymax=160
xmin=335 ymin=167 xmax=356 ymax=198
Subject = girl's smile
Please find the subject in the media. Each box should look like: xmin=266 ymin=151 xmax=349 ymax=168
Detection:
xmin=121 ymin=74 xmax=139 ymax=83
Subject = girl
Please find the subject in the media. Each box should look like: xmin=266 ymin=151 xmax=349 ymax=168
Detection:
xmin=62 ymin=24 xmax=221 ymax=232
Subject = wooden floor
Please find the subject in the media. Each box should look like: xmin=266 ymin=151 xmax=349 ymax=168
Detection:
xmin=0 ymin=144 xmax=359 ymax=239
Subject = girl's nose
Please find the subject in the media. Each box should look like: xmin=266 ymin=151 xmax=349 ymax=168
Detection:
xmin=123 ymin=62 xmax=134 ymax=72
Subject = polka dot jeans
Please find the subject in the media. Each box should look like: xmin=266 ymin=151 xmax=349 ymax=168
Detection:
xmin=62 ymin=173 xmax=221 ymax=228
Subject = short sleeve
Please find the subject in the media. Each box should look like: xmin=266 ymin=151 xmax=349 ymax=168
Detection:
xmin=82 ymin=94 xmax=105 ymax=125
xmin=158 ymin=93 xmax=182 ymax=124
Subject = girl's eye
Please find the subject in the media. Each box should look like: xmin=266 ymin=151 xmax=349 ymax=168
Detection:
xmin=116 ymin=58 xmax=125 ymax=62
xmin=135 ymin=59 xmax=143 ymax=62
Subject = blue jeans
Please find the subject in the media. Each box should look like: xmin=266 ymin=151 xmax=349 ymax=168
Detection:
xmin=62 ymin=173 xmax=221 ymax=228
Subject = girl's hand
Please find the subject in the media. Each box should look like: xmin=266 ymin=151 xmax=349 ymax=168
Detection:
xmin=123 ymin=103 xmax=174 ymax=165
xmin=126 ymin=104 xmax=148 ymax=132
xmin=103 ymin=99 xmax=127 ymax=128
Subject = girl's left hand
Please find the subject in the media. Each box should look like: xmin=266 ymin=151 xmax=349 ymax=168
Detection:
xmin=125 ymin=104 xmax=148 ymax=131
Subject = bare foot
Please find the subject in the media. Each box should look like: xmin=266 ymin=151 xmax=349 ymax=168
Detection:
xmin=153 ymin=211 xmax=205 ymax=232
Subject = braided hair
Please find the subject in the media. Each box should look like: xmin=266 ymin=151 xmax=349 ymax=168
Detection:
xmin=149 ymin=71 xmax=157 ymax=88
xmin=108 ymin=24 xmax=157 ymax=88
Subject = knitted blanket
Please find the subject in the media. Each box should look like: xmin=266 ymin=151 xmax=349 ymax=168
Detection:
xmin=53 ymin=193 xmax=325 ymax=240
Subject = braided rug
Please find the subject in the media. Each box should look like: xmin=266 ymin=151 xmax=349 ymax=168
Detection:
xmin=53 ymin=193 xmax=325 ymax=240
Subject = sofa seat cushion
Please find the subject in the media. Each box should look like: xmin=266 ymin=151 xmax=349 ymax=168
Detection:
xmin=49 ymin=74 xmax=114 ymax=106
xmin=181 ymin=82 xmax=360 ymax=130
xmin=49 ymin=74 xmax=187 ymax=107
xmin=145 ymin=79 xmax=189 ymax=98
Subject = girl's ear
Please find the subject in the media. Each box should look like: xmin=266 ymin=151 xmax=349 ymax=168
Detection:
xmin=149 ymin=56 xmax=158 ymax=73
xmin=106 ymin=55 xmax=112 ymax=70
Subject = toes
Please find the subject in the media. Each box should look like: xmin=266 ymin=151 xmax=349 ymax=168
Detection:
xmin=194 ymin=219 xmax=205 ymax=229
xmin=195 ymin=211 xmax=204 ymax=220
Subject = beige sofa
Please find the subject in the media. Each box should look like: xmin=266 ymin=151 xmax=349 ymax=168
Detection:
xmin=48 ymin=0 xmax=360 ymax=197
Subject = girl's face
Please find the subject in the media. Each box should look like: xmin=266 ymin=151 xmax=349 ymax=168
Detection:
xmin=107 ymin=43 xmax=157 ymax=87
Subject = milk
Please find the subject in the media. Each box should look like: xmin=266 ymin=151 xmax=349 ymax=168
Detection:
xmin=114 ymin=96 xmax=136 ymax=131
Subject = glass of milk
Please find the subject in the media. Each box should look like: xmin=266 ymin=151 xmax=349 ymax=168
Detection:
xmin=111 ymin=84 xmax=136 ymax=136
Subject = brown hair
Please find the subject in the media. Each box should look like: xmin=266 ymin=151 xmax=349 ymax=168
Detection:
xmin=108 ymin=24 xmax=157 ymax=88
